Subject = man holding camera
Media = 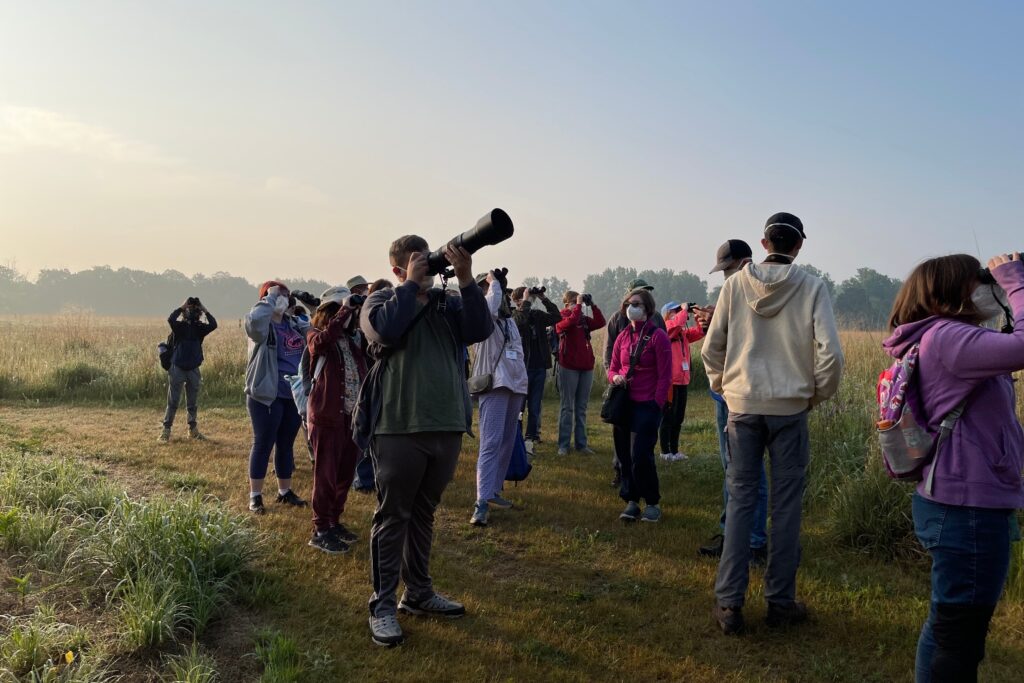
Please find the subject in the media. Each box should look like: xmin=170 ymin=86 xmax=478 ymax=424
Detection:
xmin=512 ymin=285 xmax=562 ymax=452
xmin=358 ymin=236 xmax=492 ymax=647
xmin=702 ymin=213 xmax=843 ymax=635
xmin=160 ymin=297 xmax=217 ymax=442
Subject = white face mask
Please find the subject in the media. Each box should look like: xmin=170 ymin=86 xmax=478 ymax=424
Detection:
xmin=273 ymin=295 xmax=289 ymax=314
xmin=971 ymin=284 xmax=1008 ymax=322
xmin=626 ymin=304 xmax=646 ymax=322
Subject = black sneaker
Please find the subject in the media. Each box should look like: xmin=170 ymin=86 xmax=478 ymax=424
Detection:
xmin=750 ymin=545 xmax=768 ymax=568
xmin=713 ymin=604 xmax=745 ymax=635
xmin=398 ymin=592 xmax=466 ymax=618
xmin=308 ymin=531 xmax=350 ymax=554
xmin=332 ymin=523 xmax=358 ymax=544
xmin=276 ymin=490 xmax=308 ymax=507
xmin=249 ymin=494 xmax=266 ymax=515
xmin=698 ymin=534 xmax=725 ymax=558
xmin=766 ymin=600 xmax=809 ymax=628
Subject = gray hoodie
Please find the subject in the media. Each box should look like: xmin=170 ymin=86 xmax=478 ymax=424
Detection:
xmin=701 ymin=263 xmax=844 ymax=415
xmin=244 ymin=294 xmax=310 ymax=407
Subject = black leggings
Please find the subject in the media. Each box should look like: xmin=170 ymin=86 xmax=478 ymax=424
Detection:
xmin=658 ymin=385 xmax=688 ymax=454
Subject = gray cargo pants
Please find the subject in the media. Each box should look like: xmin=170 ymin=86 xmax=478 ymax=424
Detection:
xmin=163 ymin=365 xmax=201 ymax=428
xmin=715 ymin=410 xmax=809 ymax=608
xmin=368 ymin=432 xmax=462 ymax=617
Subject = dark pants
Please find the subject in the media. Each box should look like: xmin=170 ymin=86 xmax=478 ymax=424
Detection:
xmin=524 ymin=367 xmax=548 ymax=440
xmin=612 ymin=400 xmax=662 ymax=506
xmin=353 ymin=454 xmax=375 ymax=490
xmin=658 ymin=384 xmax=688 ymax=454
xmin=308 ymin=416 xmax=360 ymax=534
xmin=913 ymin=494 xmax=1013 ymax=683
xmin=715 ymin=411 xmax=809 ymax=608
xmin=163 ymin=365 xmax=201 ymax=428
xmin=369 ymin=432 xmax=462 ymax=617
xmin=247 ymin=396 xmax=302 ymax=480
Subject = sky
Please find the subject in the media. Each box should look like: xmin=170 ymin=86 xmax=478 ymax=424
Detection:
xmin=1 ymin=1 xmax=1021 ymax=291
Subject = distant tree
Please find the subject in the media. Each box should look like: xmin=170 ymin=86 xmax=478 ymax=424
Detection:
xmin=800 ymin=263 xmax=836 ymax=300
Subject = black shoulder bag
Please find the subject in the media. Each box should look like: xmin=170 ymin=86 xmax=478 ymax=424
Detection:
xmin=600 ymin=325 xmax=652 ymax=427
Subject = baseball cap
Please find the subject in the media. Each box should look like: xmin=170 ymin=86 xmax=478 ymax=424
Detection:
xmin=317 ymin=286 xmax=351 ymax=310
xmin=764 ymin=212 xmax=806 ymax=239
xmin=625 ymin=278 xmax=654 ymax=293
xmin=710 ymin=240 xmax=754 ymax=273
xmin=660 ymin=301 xmax=682 ymax=318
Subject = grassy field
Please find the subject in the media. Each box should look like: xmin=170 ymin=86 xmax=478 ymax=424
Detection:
xmin=0 ymin=315 xmax=1022 ymax=681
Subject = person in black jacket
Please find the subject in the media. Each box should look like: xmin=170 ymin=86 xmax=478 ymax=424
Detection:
xmin=511 ymin=286 xmax=562 ymax=451
xmin=160 ymin=297 xmax=217 ymax=442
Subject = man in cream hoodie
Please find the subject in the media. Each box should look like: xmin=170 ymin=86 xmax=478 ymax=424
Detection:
xmin=702 ymin=212 xmax=843 ymax=635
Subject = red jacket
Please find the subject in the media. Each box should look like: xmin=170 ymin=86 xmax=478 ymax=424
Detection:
xmin=555 ymin=304 xmax=606 ymax=371
xmin=665 ymin=312 xmax=706 ymax=386
xmin=306 ymin=307 xmax=368 ymax=428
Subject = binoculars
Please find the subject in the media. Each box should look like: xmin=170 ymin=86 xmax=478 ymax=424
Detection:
xmin=426 ymin=209 xmax=515 ymax=276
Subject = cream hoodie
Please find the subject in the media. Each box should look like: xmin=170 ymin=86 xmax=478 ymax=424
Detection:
xmin=701 ymin=263 xmax=844 ymax=415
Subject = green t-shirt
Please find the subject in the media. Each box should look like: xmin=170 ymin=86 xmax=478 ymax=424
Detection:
xmin=375 ymin=302 xmax=467 ymax=435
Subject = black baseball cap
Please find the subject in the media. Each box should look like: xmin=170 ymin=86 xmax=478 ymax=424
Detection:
xmin=710 ymin=239 xmax=753 ymax=273
xmin=764 ymin=212 xmax=806 ymax=239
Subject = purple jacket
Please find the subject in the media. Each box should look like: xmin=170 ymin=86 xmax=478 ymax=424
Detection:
xmin=881 ymin=260 xmax=1024 ymax=509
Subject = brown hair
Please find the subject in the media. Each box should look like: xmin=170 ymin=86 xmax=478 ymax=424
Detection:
xmin=389 ymin=235 xmax=429 ymax=267
xmin=621 ymin=288 xmax=656 ymax=318
xmin=311 ymin=302 xmax=340 ymax=330
xmin=369 ymin=278 xmax=394 ymax=294
xmin=563 ymin=290 xmax=579 ymax=306
xmin=512 ymin=286 xmax=528 ymax=302
xmin=888 ymin=254 xmax=983 ymax=329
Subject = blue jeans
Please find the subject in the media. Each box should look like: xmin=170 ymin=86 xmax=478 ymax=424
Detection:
xmin=524 ymin=367 xmax=548 ymax=440
xmin=716 ymin=399 xmax=768 ymax=549
xmin=558 ymin=367 xmax=593 ymax=450
xmin=913 ymin=494 xmax=1013 ymax=683
xmin=247 ymin=396 xmax=302 ymax=480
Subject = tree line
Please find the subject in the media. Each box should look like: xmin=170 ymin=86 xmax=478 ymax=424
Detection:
xmin=0 ymin=263 xmax=902 ymax=328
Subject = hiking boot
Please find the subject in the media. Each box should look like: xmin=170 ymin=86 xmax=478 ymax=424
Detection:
xmin=750 ymin=545 xmax=768 ymax=568
xmin=249 ymin=494 xmax=266 ymax=515
xmin=619 ymin=501 xmax=641 ymax=522
xmin=699 ymin=534 xmax=725 ymax=558
xmin=640 ymin=504 xmax=662 ymax=523
xmin=557 ymin=448 xmax=569 ymax=457
xmin=488 ymin=494 xmax=513 ymax=510
xmin=766 ymin=600 xmax=809 ymax=628
xmin=713 ymin=605 xmax=745 ymax=635
xmin=276 ymin=490 xmax=308 ymax=507
xmin=368 ymin=614 xmax=404 ymax=647
xmin=157 ymin=427 xmax=171 ymax=443
xmin=470 ymin=501 xmax=488 ymax=527
xmin=398 ymin=592 xmax=466 ymax=618
xmin=187 ymin=426 xmax=206 ymax=441
xmin=576 ymin=447 xmax=596 ymax=455
xmin=332 ymin=523 xmax=358 ymax=544
xmin=308 ymin=530 xmax=350 ymax=555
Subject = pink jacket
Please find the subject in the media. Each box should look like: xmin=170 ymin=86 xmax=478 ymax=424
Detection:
xmin=607 ymin=319 xmax=672 ymax=406
xmin=665 ymin=313 xmax=706 ymax=386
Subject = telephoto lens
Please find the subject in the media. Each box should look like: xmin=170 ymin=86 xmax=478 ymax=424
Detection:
xmin=426 ymin=209 xmax=515 ymax=276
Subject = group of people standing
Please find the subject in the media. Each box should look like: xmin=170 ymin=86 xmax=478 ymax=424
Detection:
xmin=155 ymin=212 xmax=1023 ymax=681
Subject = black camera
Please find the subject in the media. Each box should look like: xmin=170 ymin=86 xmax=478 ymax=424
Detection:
xmin=529 ymin=286 xmax=546 ymax=297
xmin=581 ymin=293 xmax=593 ymax=306
xmin=426 ymin=209 xmax=515 ymax=276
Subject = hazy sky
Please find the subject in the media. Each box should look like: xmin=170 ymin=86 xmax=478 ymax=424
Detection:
xmin=1 ymin=1 xmax=1021 ymax=291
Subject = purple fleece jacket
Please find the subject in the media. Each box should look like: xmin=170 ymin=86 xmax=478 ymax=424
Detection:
xmin=881 ymin=260 xmax=1024 ymax=509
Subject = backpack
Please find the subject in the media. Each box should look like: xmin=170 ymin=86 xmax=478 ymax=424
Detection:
xmin=286 ymin=350 xmax=326 ymax=418
xmin=505 ymin=427 xmax=533 ymax=483
xmin=876 ymin=343 xmax=964 ymax=494
xmin=158 ymin=332 xmax=175 ymax=371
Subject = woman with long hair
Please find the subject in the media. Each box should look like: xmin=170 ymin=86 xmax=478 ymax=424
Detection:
xmin=883 ymin=252 xmax=1024 ymax=682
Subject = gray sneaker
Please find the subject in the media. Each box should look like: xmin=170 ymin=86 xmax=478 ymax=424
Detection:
xmin=576 ymin=446 xmax=596 ymax=455
xmin=368 ymin=614 xmax=404 ymax=647
xmin=641 ymin=504 xmax=662 ymax=523
xmin=488 ymin=495 xmax=513 ymax=510
xmin=470 ymin=501 xmax=488 ymax=527
xmin=398 ymin=592 xmax=466 ymax=618
xmin=557 ymin=448 xmax=568 ymax=456
xmin=619 ymin=501 xmax=641 ymax=522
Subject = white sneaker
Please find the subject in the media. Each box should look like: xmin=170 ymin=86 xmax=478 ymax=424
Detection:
xmin=524 ymin=439 xmax=535 ymax=456
xmin=659 ymin=453 xmax=674 ymax=461
xmin=672 ymin=452 xmax=689 ymax=462
xmin=369 ymin=614 xmax=404 ymax=647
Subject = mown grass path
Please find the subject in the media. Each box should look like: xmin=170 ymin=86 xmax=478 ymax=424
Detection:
xmin=1 ymin=397 xmax=1022 ymax=682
